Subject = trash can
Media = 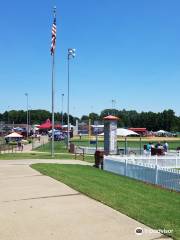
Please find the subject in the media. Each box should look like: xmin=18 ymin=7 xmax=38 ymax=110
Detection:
xmin=94 ymin=150 xmax=104 ymax=169
xmin=69 ymin=143 xmax=75 ymax=153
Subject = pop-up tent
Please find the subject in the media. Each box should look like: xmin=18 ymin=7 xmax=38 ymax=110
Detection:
xmin=156 ymin=130 xmax=172 ymax=137
xmin=5 ymin=132 xmax=23 ymax=138
xmin=54 ymin=124 xmax=62 ymax=129
xmin=116 ymin=129 xmax=139 ymax=155
xmin=39 ymin=119 xmax=62 ymax=130
xmin=39 ymin=119 xmax=52 ymax=129
xmin=5 ymin=132 xmax=23 ymax=142
xmin=99 ymin=128 xmax=139 ymax=137
xmin=157 ymin=130 xmax=166 ymax=134
xmin=117 ymin=128 xmax=139 ymax=137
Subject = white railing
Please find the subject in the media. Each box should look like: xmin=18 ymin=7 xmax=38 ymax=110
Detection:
xmin=104 ymin=156 xmax=180 ymax=192
xmin=105 ymin=155 xmax=180 ymax=168
xmin=75 ymin=146 xmax=103 ymax=155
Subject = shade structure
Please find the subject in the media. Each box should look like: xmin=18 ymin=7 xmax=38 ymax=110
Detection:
xmin=5 ymin=132 xmax=23 ymax=138
xmin=117 ymin=128 xmax=139 ymax=137
xmin=39 ymin=119 xmax=62 ymax=130
xmin=54 ymin=124 xmax=62 ymax=129
xmin=157 ymin=130 xmax=167 ymax=134
xmin=99 ymin=128 xmax=139 ymax=137
xmin=39 ymin=119 xmax=52 ymax=129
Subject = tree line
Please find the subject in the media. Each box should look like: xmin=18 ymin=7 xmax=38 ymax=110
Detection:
xmin=0 ymin=109 xmax=180 ymax=132
xmin=81 ymin=109 xmax=180 ymax=132
xmin=0 ymin=110 xmax=77 ymax=127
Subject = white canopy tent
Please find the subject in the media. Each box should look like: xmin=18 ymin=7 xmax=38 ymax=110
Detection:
xmin=99 ymin=128 xmax=139 ymax=137
xmin=5 ymin=132 xmax=23 ymax=138
xmin=117 ymin=128 xmax=139 ymax=137
xmin=156 ymin=130 xmax=172 ymax=136
xmin=157 ymin=130 xmax=167 ymax=134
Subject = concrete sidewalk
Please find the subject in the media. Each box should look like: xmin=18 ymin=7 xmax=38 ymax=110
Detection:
xmin=0 ymin=160 xmax=172 ymax=240
xmin=23 ymin=135 xmax=49 ymax=153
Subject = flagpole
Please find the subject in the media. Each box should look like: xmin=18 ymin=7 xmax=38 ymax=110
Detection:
xmin=51 ymin=6 xmax=56 ymax=158
xmin=51 ymin=54 xmax=55 ymax=157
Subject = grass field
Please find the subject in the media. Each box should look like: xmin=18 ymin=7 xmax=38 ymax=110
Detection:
xmin=31 ymin=164 xmax=180 ymax=240
xmin=0 ymin=152 xmax=94 ymax=162
xmin=73 ymin=136 xmax=180 ymax=150
xmin=36 ymin=137 xmax=180 ymax=152
xmin=36 ymin=141 xmax=68 ymax=153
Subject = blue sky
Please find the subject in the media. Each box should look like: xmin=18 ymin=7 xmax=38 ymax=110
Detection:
xmin=0 ymin=0 xmax=180 ymax=117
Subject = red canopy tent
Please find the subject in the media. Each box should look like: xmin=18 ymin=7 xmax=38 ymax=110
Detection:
xmin=39 ymin=119 xmax=62 ymax=129
xmin=39 ymin=119 xmax=51 ymax=129
xmin=54 ymin=124 xmax=62 ymax=129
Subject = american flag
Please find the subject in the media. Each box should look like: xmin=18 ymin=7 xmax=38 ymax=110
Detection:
xmin=51 ymin=17 xmax=56 ymax=55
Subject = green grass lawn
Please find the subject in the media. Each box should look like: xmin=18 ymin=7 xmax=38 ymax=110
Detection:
xmin=72 ymin=139 xmax=180 ymax=150
xmin=72 ymin=139 xmax=104 ymax=147
xmin=36 ymin=141 xmax=68 ymax=153
xmin=0 ymin=152 xmax=94 ymax=162
xmin=36 ymin=138 xmax=180 ymax=153
xmin=124 ymin=140 xmax=180 ymax=150
xmin=31 ymin=164 xmax=180 ymax=240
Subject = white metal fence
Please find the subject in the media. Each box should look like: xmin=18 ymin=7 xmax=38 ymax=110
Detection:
xmin=75 ymin=147 xmax=103 ymax=155
xmin=105 ymin=155 xmax=180 ymax=168
xmin=104 ymin=156 xmax=180 ymax=192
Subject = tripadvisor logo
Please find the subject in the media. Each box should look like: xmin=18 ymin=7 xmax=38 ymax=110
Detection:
xmin=135 ymin=227 xmax=143 ymax=235
xmin=135 ymin=227 xmax=173 ymax=235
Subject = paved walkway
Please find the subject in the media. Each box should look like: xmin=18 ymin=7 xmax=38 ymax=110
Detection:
xmin=0 ymin=136 xmax=49 ymax=154
xmin=0 ymin=159 xmax=172 ymax=240
xmin=23 ymin=136 xmax=49 ymax=153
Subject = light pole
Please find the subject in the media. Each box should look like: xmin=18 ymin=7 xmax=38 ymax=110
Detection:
xmin=67 ymin=48 xmax=76 ymax=149
xmin=7 ymin=106 xmax=10 ymax=126
xmin=111 ymin=99 xmax=116 ymax=115
xmin=61 ymin=93 xmax=64 ymax=125
xmin=29 ymin=106 xmax=31 ymax=131
xmin=112 ymin=99 xmax=116 ymax=108
xmin=25 ymin=93 xmax=29 ymax=138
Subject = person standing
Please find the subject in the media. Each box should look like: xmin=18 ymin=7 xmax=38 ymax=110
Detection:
xmin=163 ymin=141 xmax=169 ymax=152
xmin=146 ymin=142 xmax=151 ymax=155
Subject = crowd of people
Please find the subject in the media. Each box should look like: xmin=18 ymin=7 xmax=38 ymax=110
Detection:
xmin=144 ymin=141 xmax=169 ymax=155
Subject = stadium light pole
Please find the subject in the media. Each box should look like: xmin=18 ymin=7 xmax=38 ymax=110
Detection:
xmin=67 ymin=48 xmax=75 ymax=149
xmin=111 ymin=99 xmax=116 ymax=116
xmin=61 ymin=93 xmax=64 ymax=125
xmin=29 ymin=105 xmax=31 ymax=128
xmin=25 ymin=93 xmax=29 ymax=138
xmin=7 ymin=105 xmax=10 ymax=125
